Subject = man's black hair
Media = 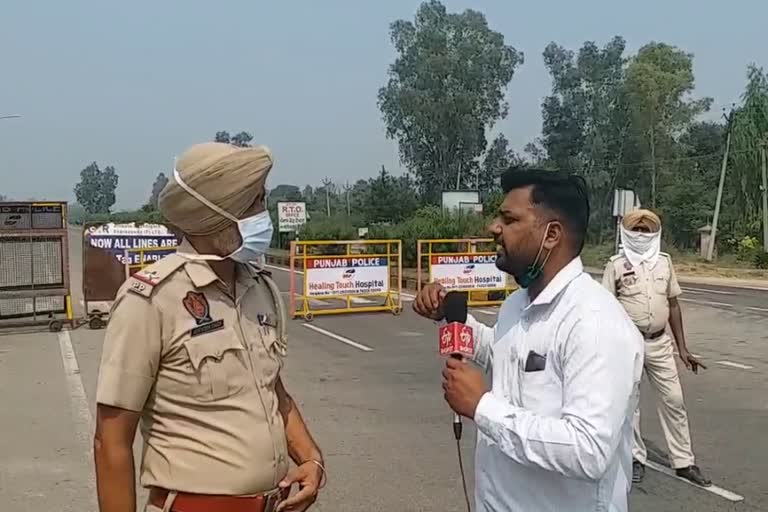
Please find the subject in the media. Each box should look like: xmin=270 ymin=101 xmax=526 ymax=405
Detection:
xmin=500 ymin=167 xmax=590 ymax=254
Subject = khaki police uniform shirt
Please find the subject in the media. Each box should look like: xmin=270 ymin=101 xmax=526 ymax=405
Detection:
xmin=601 ymin=252 xmax=682 ymax=334
xmin=96 ymin=240 xmax=290 ymax=495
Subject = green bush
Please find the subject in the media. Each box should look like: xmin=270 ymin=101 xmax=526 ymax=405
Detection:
xmin=754 ymin=250 xmax=768 ymax=269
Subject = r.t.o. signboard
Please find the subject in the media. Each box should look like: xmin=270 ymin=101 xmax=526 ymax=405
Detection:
xmin=277 ymin=202 xmax=307 ymax=232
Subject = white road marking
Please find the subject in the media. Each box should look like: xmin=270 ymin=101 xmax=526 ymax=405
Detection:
xmin=682 ymin=286 xmax=735 ymax=296
xmin=644 ymin=461 xmax=744 ymax=502
xmin=477 ymin=309 xmax=498 ymax=316
xmin=57 ymin=330 xmax=97 ymax=509
xmin=715 ymin=360 xmax=754 ymax=370
xmin=680 ymin=298 xmax=733 ymax=308
xmin=747 ymin=306 xmax=768 ymax=313
xmin=303 ymin=324 xmax=374 ymax=352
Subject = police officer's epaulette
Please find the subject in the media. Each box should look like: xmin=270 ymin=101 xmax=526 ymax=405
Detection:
xmin=126 ymin=254 xmax=187 ymax=298
xmin=608 ymin=254 xmax=624 ymax=262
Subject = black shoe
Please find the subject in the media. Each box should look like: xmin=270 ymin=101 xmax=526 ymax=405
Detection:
xmin=632 ymin=460 xmax=645 ymax=484
xmin=675 ymin=465 xmax=712 ymax=487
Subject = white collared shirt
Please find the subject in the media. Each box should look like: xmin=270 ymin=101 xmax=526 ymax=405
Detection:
xmin=467 ymin=257 xmax=644 ymax=512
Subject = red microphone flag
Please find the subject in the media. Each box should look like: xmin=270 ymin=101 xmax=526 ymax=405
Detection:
xmin=439 ymin=322 xmax=475 ymax=358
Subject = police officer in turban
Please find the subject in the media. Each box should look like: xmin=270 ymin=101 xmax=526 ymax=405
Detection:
xmin=602 ymin=209 xmax=711 ymax=487
xmin=94 ymin=142 xmax=325 ymax=512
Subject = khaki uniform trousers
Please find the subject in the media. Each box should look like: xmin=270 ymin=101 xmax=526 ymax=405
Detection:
xmin=633 ymin=333 xmax=695 ymax=469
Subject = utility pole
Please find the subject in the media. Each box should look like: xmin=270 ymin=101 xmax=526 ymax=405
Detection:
xmin=345 ymin=182 xmax=351 ymax=217
xmin=321 ymin=177 xmax=332 ymax=217
xmin=707 ymin=109 xmax=734 ymax=261
xmin=761 ymin=140 xmax=768 ymax=252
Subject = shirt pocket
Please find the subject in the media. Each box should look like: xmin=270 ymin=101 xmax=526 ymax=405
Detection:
xmin=253 ymin=326 xmax=284 ymax=388
xmin=183 ymin=329 xmax=249 ymax=402
xmin=653 ymin=275 xmax=669 ymax=295
xmin=520 ymin=369 xmax=561 ymax=417
xmin=618 ymin=278 xmax=642 ymax=297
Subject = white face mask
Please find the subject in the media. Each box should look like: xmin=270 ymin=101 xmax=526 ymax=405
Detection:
xmin=172 ymin=166 xmax=273 ymax=264
xmin=620 ymin=225 xmax=661 ymax=268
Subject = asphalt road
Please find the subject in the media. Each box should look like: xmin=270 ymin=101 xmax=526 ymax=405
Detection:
xmin=0 ymin=229 xmax=766 ymax=511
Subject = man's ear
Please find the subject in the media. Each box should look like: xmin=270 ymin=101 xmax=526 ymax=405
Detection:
xmin=543 ymin=221 xmax=564 ymax=250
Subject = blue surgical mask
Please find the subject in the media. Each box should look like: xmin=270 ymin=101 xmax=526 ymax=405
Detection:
xmin=172 ymin=165 xmax=273 ymax=265
xmin=228 ymin=210 xmax=274 ymax=263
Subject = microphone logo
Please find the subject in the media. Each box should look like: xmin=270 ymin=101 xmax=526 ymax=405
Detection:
xmin=459 ymin=327 xmax=471 ymax=347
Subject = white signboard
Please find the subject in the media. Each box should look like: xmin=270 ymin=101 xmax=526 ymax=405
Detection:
xmin=442 ymin=191 xmax=480 ymax=212
xmin=430 ymin=253 xmax=508 ymax=290
xmin=305 ymin=256 xmax=389 ymax=298
xmin=612 ymin=189 xmax=640 ymax=217
xmin=278 ymin=202 xmax=307 ymax=232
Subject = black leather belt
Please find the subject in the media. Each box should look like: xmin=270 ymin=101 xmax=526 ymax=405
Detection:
xmin=643 ymin=329 xmax=665 ymax=340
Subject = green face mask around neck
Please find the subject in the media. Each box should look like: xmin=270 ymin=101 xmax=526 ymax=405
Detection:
xmin=515 ymin=222 xmax=553 ymax=289
xmin=516 ymin=263 xmax=544 ymax=289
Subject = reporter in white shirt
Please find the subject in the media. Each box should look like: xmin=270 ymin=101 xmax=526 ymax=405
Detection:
xmin=414 ymin=169 xmax=644 ymax=512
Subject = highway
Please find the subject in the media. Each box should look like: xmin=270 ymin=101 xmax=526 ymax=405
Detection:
xmin=0 ymin=230 xmax=766 ymax=511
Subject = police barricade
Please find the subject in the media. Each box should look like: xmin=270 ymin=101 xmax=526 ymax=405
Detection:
xmin=417 ymin=238 xmax=517 ymax=306
xmin=82 ymin=222 xmax=179 ymax=329
xmin=289 ymin=239 xmax=402 ymax=321
xmin=0 ymin=201 xmax=73 ymax=331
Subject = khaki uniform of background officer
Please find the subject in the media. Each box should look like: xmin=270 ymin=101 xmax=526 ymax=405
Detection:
xmin=602 ymin=209 xmax=711 ymax=487
xmin=94 ymin=142 xmax=325 ymax=512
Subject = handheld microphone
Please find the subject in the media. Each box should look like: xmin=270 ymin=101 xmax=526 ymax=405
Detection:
xmin=438 ymin=292 xmax=474 ymax=440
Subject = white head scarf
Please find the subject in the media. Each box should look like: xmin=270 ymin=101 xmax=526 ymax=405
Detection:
xmin=620 ymin=225 xmax=661 ymax=268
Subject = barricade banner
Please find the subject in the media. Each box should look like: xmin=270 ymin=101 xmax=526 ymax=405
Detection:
xmin=417 ymin=238 xmax=516 ymax=306
xmin=82 ymin=222 xmax=179 ymax=327
xmin=290 ymin=240 xmax=402 ymax=320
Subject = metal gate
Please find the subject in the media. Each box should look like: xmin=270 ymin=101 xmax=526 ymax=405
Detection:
xmin=0 ymin=201 xmax=72 ymax=331
xmin=289 ymin=239 xmax=403 ymax=321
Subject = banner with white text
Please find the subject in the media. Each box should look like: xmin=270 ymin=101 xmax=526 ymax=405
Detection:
xmin=85 ymin=223 xmax=179 ymax=265
xmin=305 ymin=256 xmax=389 ymax=298
xmin=429 ymin=253 xmax=508 ymax=290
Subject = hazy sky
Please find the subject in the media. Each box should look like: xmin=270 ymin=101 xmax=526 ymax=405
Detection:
xmin=1 ymin=0 xmax=765 ymax=209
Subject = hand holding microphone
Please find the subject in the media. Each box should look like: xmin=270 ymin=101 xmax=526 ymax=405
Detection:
xmin=413 ymin=282 xmax=448 ymax=320
xmin=438 ymin=292 xmax=487 ymax=441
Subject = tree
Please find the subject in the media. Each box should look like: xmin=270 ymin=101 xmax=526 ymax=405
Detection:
xmin=146 ymin=172 xmax=169 ymax=210
xmin=360 ymin=166 xmax=418 ymax=223
xmin=231 ymin=132 xmax=253 ymax=148
xmin=625 ymin=42 xmax=712 ymax=207
xmin=74 ymin=162 xmax=119 ymax=215
xmin=540 ymin=37 xmax=631 ymax=239
xmin=268 ymin=184 xmax=303 ymax=204
xmin=377 ymin=0 xmax=523 ymax=203
xmin=477 ymin=134 xmax=521 ymax=194
xmin=730 ymin=65 xmax=768 ymax=249
xmin=214 ymin=130 xmax=253 ymax=147
xmin=658 ymin=121 xmax=725 ymax=248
